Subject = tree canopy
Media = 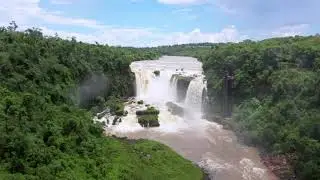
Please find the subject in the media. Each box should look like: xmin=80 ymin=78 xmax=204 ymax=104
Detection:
xmin=157 ymin=36 xmax=320 ymax=179
xmin=0 ymin=23 xmax=204 ymax=180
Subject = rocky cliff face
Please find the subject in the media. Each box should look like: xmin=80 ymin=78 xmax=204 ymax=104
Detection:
xmin=170 ymin=74 xmax=194 ymax=102
xmin=166 ymin=101 xmax=184 ymax=117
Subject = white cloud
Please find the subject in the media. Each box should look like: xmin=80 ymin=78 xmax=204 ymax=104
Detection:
xmin=160 ymin=26 xmax=241 ymax=45
xmin=0 ymin=0 xmax=106 ymax=29
xmin=0 ymin=0 xmax=310 ymax=47
xmin=270 ymin=24 xmax=310 ymax=37
xmin=40 ymin=26 xmax=243 ymax=47
xmin=0 ymin=0 xmax=245 ymax=46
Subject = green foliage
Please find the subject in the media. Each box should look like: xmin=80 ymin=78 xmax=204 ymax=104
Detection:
xmin=153 ymin=36 xmax=320 ymax=179
xmin=105 ymin=96 xmax=125 ymax=116
xmin=136 ymin=107 xmax=160 ymax=127
xmin=138 ymin=115 xmax=160 ymax=127
xmin=0 ymin=24 xmax=203 ymax=180
xmin=136 ymin=106 xmax=160 ymax=116
xmin=191 ymin=36 xmax=320 ymax=180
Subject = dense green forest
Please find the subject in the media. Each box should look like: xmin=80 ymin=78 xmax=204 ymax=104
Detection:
xmin=157 ymin=37 xmax=320 ymax=179
xmin=2 ymin=20 xmax=320 ymax=180
xmin=0 ymin=23 xmax=204 ymax=180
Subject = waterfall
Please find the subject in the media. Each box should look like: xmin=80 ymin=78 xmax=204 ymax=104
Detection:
xmin=133 ymin=69 xmax=153 ymax=99
xmin=131 ymin=63 xmax=174 ymax=105
xmin=185 ymin=76 xmax=206 ymax=112
xmin=130 ymin=57 xmax=206 ymax=112
xmin=103 ymin=57 xmax=272 ymax=180
xmin=170 ymin=75 xmax=179 ymax=101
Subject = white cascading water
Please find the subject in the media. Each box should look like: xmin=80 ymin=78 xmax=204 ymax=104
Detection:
xmin=185 ymin=76 xmax=206 ymax=112
xmin=133 ymin=69 xmax=175 ymax=105
xmin=102 ymin=56 xmax=275 ymax=180
xmin=170 ymin=75 xmax=179 ymax=101
xmin=134 ymin=69 xmax=152 ymax=99
xmin=183 ymin=75 xmax=207 ymax=121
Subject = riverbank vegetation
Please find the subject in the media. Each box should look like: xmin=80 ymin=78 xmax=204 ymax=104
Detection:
xmin=157 ymin=36 xmax=320 ymax=179
xmin=0 ymin=23 xmax=204 ymax=180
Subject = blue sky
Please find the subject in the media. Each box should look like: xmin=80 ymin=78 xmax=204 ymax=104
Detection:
xmin=0 ymin=0 xmax=319 ymax=46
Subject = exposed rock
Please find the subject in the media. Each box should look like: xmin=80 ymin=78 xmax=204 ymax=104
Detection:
xmin=138 ymin=115 xmax=160 ymax=127
xmin=136 ymin=106 xmax=160 ymax=127
xmin=129 ymin=72 xmax=136 ymax=97
xmin=153 ymin=70 xmax=160 ymax=76
xmin=148 ymin=118 xmax=160 ymax=127
xmin=137 ymin=100 xmax=144 ymax=104
xmin=112 ymin=116 xmax=122 ymax=125
xmin=97 ymin=108 xmax=110 ymax=119
xmin=170 ymin=74 xmax=194 ymax=102
xmin=136 ymin=106 xmax=160 ymax=115
xmin=166 ymin=102 xmax=184 ymax=117
xmin=112 ymin=117 xmax=117 ymax=125
xmin=202 ymin=114 xmax=233 ymax=130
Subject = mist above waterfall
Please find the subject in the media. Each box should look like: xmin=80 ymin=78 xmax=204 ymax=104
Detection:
xmin=105 ymin=56 xmax=274 ymax=180
xmin=72 ymin=73 xmax=109 ymax=107
xmin=130 ymin=56 xmax=205 ymax=112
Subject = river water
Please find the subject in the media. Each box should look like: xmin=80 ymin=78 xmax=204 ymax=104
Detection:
xmin=103 ymin=56 xmax=277 ymax=180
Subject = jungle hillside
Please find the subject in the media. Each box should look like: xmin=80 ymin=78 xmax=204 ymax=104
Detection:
xmin=0 ymin=23 xmax=205 ymax=180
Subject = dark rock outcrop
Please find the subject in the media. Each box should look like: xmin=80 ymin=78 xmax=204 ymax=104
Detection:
xmin=170 ymin=74 xmax=194 ymax=102
xmin=112 ymin=116 xmax=120 ymax=125
xmin=202 ymin=114 xmax=233 ymax=130
xmin=136 ymin=107 xmax=160 ymax=127
xmin=97 ymin=108 xmax=110 ymax=119
xmin=153 ymin=70 xmax=160 ymax=76
xmin=166 ymin=102 xmax=184 ymax=117
xmin=138 ymin=115 xmax=160 ymax=127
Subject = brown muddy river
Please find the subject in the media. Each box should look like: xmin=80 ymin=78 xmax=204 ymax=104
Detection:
xmin=98 ymin=56 xmax=277 ymax=180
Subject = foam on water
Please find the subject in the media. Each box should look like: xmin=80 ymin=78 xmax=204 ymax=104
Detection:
xmin=240 ymin=158 xmax=267 ymax=180
xmin=98 ymin=56 xmax=275 ymax=180
xmin=126 ymin=56 xmax=205 ymax=133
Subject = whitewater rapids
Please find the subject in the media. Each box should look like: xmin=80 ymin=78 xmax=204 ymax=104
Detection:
xmin=104 ymin=56 xmax=277 ymax=180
